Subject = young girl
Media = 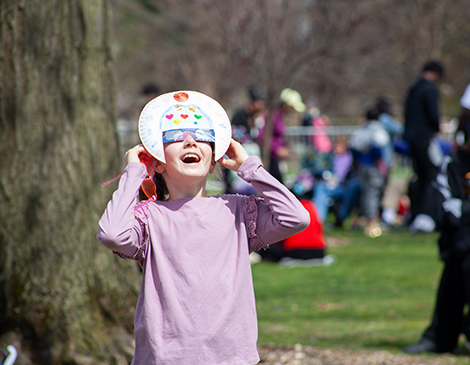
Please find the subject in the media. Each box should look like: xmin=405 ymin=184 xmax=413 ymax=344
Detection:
xmin=98 ymin=91 xmax=310 ymax=365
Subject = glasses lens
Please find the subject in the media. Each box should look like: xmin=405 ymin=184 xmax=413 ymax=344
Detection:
xmin=139 ymin=155 xmax=155 ymax=177
xmin=195 ymin=129 xmax=215 ymax=142
xmin=162 ymin=130 xmax=184 ymax=142
xmin=141 ymin=178 xmax=157 ymax=200
xmin=162 ymin=128 xmax=215 ymax=143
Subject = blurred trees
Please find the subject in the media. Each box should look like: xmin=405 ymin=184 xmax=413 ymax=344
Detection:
xmin=194 ymin=0 xmax=375 ymax=163
xmin=1 ymin=1 xmax=139 ymax=363
xmin=112 ymin=0 xmax=470 ymax=167
xmin=113 ymin=0 xmax=470 ymax=119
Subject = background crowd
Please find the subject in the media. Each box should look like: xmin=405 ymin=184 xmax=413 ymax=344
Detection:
xmin=218 ymin=60 xmax=470 ymax=355
xmin=225 ymin=61 xmax=463 ymax=240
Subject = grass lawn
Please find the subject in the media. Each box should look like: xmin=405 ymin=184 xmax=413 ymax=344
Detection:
xmin=252 ymin=229 xmax=454 ymax=354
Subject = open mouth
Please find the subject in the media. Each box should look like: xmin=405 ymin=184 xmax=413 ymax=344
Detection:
xmin=181 ymin=153 xmax=201 ymax=164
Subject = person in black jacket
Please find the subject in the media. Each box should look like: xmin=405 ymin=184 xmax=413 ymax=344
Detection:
xmin=404 ymin=86 xmax=470 ymax=354
xmin=231 ymin=86 xmax=267 ymax=139
xmin=403 ymin=60 xmax=445 ymax=232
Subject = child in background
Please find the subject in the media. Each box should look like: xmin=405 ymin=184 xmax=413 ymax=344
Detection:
xmin=98 ymin=91 xmax=309 ymax=365
xmin=349 ymin=107 xmax=390 ymax=237
xmin=310 ymin=138 xmax=360 ymax=228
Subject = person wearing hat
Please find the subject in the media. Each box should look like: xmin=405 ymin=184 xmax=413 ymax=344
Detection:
xmin=98 ymin=90 xmax=310 ymax=364
xmin=404 ymin=84 xmax=470 ymax=354
xmin=258 ymin=88 xmax=306 ymax=183
xmin=231 ymin=86 xmax=267 ymax=140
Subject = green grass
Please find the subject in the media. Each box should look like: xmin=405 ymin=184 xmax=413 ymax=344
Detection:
xmin=252 ymin=230 xmax=457 ymax=354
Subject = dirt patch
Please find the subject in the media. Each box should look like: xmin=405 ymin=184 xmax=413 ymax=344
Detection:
xmin=258 ymin=344 xmax=460 ymax=365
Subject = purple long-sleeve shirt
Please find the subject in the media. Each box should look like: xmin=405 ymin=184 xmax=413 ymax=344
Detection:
xmin=97 ymin=156 xmax=309 ymax=365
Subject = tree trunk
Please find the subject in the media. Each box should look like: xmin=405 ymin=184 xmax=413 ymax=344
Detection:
xmin=0 ymin=1 xmax=140 ymax=364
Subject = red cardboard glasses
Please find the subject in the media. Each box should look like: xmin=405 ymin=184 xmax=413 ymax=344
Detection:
xmin=139 ymin=154 xmax=157 ymax=201
xmin=101 ymin=154 xmax=157 ymax=203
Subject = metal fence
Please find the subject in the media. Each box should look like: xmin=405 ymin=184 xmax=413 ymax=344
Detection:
xmin=285 ymin=125 xmax=359 ymax=165
xmin=284 ymin=123 xmax=458 ymax=185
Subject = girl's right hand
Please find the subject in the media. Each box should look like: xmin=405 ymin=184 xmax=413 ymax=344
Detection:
xmin=125 ymin=144 xmax=149 ymax=165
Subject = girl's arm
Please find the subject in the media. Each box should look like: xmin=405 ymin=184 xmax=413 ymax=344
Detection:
xmin=97 ymin=145 xmax=149 ymax=259
xmin=220 ymin=139 xmax=310 ymax=249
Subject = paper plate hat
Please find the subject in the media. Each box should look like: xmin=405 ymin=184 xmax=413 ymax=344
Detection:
xmin=139 ymin=91 xmax=232 ymax=163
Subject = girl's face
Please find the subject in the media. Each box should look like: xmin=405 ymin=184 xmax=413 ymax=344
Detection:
xmin=158 ymin=134 xmax=215 ymax=182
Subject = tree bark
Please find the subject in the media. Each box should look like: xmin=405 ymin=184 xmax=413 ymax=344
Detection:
xmin=0 ymin=1 xmax=140 ymax=364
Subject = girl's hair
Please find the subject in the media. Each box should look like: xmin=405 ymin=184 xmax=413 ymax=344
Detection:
xmin=154 ymin=173 xmax=169 ymax=201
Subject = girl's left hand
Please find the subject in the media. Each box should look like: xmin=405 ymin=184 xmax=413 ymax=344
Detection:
xmin=217 ymin=139 xmax=249 ymax=172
